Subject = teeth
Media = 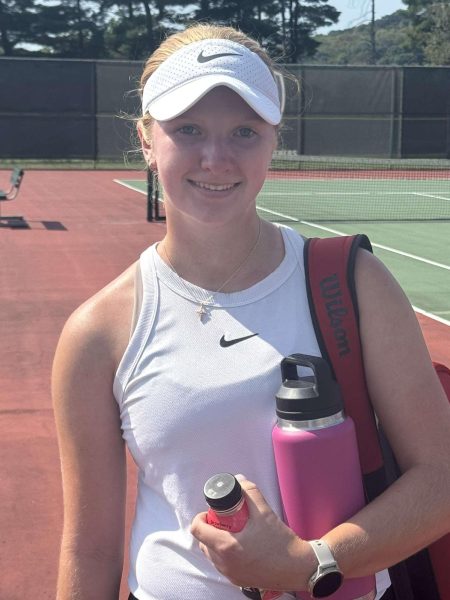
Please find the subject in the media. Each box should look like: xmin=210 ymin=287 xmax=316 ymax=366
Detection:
xmin=194 ymin=181 xmax=236 ymax=191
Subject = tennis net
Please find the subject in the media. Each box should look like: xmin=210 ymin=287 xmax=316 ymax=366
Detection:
xmin=149 ymin=154 xmax=450 ymax=223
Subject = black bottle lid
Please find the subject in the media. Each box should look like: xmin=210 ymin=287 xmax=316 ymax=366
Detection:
xmin=204 ymin=473 xmax=243 ymax=511
xmin=276 ymin=354 xmax=343 ymax=421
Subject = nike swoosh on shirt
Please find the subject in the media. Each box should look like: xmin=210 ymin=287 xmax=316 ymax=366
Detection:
xmin=197 ymin=51 xmax=243 ymax=63
xmin=219 ymin=333 xmax=259 ymax=348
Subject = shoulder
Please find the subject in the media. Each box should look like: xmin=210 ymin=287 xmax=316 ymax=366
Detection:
xmin=354 ymin=247 xmax=422 ymax=365
xmin=54 ymin=262 xmax=137 ymax=381
xmin=354 ymin=248 xmax=418 ymax=335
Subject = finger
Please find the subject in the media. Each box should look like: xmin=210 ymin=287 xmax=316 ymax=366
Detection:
xmin=238 ymin=479 xmax=271 ymax=515
xmin=238 ymin=477 xmax=257 ymax=491
xmin=190 ymin=511 xmax=209 ymax=540
xmin=191 ymin=511 xmax=232 ymax=544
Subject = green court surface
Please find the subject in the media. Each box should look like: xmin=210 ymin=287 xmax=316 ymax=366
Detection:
xmin=117 ymin=177 xmax=450 ymax=325
xmin=258 ymin=177 xmax=450 ymax=222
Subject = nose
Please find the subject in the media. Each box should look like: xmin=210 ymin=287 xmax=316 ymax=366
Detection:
xmin=200 ymin=137 xmax=234 ymax=174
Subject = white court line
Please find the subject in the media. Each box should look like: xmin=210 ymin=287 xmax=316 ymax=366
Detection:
xmin=114 ymin=179 xmax=147 ymax=195
xmin=298 ymin=221 xmax=450 ymax=327
xmin=257 ymin=206 xmax=299 ymax=222
xmin=413 ymin=307 xmax=450 ymax=327
xmin=412 ymin=192 xmax=450 ymax=202
xmin=261 ymin=191 xmax=450 ymax=197
xmin=262 ymin=213 xmax=450 ymax=327
xmin=300 ymin=221 xmax=450 ymax=271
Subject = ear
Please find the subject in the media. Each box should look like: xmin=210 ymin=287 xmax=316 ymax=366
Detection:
xmin=138 ymin=124 xmax=157 ymax=170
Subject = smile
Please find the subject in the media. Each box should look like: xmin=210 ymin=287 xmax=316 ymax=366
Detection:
xmin=191 ymin=181 xmax=238 ymax=191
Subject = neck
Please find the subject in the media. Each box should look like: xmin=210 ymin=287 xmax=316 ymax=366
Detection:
xmin=159 ymin=217 xmax=273 ymax=292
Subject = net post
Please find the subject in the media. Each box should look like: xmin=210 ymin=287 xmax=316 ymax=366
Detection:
xmin=154 ymin=176 xmax=163 ymax=220
xmin=146 ymin=167 xmax=153 ymax=222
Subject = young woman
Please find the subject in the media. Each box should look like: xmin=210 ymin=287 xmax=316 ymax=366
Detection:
xmin=52 ymin=23 xmax=450 ymax=600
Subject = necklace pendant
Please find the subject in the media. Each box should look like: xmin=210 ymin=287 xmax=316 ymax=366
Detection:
xmin=197 ymin=303 xmax=208 ymax=320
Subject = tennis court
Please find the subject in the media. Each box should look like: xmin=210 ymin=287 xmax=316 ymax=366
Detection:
xmin=1 ymin=168 xmax=448 ymax=599
xmin=116 ymin=159 xmax=450 ymax=326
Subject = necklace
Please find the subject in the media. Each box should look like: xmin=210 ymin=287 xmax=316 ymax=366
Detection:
xmin=161 ymin=219 xmax=262 ymax=321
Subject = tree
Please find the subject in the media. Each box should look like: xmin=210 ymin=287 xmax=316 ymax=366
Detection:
xmin=0 ymin=0 xmax=35 ymax=55
xmin=29 ymin=0 xmax=106 ymax=57
xmin=310 ymin=10 xmax=419 ymax=65
xmin=185 ymin=0 xmax=339 ymax=62
xmin=188 ymin=0 xmax=281 ymax=52
xmin=423 ymin=2 xmax=450 ymax=64
xmin=402 ymin=0 xmax=450 ymax=65
xmin=402 ymin=0 xmax=433 ymax=63
xmin=101 ymin=0 xmax=178 ymax=59
xmin=0 ymin=0 xmax=363 ymax=62
xmin=280 ymin=0 xmax=340 ymax=62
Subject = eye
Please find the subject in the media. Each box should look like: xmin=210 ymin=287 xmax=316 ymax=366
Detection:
xmin=178 ymin=124 xmax=200 ymax=135
xmin=236 ymin=127 xmax=256 ymax=139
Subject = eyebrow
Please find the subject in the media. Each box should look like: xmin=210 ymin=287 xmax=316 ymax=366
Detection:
xmin=170 ymin=113 xmax=266 ymax=126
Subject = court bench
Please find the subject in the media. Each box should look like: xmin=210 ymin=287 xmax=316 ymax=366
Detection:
xmin=0 ymin=167 xmax=26 ymax=226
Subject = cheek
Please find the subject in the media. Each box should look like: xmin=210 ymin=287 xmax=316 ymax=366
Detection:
xmin=151 ymin=139 xmax=175 ymax=177
xmin=248 ymin=145 xmax=274 ymax=180
xmin=154 ymin=151 xmax=185 ymax=182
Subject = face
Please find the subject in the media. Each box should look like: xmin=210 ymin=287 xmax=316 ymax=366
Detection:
xmin=142 ymin=86 xmax=277 ymax=226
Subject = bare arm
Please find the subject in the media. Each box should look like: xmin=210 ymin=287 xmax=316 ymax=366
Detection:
xmin=53 ymin=299 xmax=128 ymax=600
xmin=191 ymin=250 xmax=450 ymax=592
xmin=322 ymin=249 xmax=450 ymax=575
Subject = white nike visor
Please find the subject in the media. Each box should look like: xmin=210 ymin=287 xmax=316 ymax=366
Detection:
xmin=142 ymin=38 xmax=281 ymax=125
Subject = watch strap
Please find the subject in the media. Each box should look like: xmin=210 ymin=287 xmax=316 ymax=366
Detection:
xmin=308 ymin=539 xmax=344 ymax=597
xmin=309 ymin=539 xmax=338 ymax=569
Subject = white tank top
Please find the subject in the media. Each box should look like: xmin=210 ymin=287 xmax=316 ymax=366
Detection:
xmin=113 ymin=225 xmax=389 ymax=600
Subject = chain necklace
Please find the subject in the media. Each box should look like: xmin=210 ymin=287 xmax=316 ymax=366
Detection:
xmin=161 ymin=219 xmax=262 ymax=321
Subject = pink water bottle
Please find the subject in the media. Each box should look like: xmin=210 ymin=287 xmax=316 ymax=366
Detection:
xmin=204 ymin=473 xmax=282 ymax=600
xmin=272 ymin=354 xmax=376 ymax=600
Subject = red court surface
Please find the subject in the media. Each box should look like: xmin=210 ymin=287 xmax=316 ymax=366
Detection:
xmin=1 ymin=170 xmax=164 ymax=599
xmin=1 ymin=170 xmax=449 ymax=599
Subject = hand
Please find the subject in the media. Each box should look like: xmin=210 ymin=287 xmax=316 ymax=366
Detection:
xmin=191 ymin=478 xmax=315 ymax=592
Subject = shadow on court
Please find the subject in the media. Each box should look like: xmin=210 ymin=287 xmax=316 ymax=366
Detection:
xmin=0 ymin=218 xmax=68 ymax=230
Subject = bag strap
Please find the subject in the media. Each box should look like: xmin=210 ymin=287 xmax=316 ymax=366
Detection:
xmin=304 ymin=234 xmax=443 ymax=600
xmin=304 ymin=235 xmax=383 ymax=476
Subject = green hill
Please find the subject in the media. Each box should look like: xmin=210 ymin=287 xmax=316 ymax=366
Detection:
xmin=311 ymin=10 xmax=420 ymax=66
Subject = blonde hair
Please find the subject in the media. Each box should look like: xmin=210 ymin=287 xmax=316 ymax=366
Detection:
xmin=137 ymin=23 xmax=279 ymax=142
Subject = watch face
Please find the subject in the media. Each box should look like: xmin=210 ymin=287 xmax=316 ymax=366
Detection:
xmin=313 ymin=571 xmax=344 ymax=598
xmin=241 ymin=588 xmax=262 ymax=600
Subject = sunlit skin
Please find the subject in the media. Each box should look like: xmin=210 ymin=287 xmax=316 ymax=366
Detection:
xmin=142 ymin=86 xmax=278 ymax=230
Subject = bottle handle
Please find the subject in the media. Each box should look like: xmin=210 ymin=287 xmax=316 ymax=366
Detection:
xmin=280 ymin=354 xmax=333 ymax=388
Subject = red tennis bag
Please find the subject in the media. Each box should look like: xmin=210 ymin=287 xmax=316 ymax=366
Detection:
xmin=304 ymin=234 xmax=450 ymax=600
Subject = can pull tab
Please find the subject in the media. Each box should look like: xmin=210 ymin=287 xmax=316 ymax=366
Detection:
xmin=281 ymin=353 xmax=334 ymax=389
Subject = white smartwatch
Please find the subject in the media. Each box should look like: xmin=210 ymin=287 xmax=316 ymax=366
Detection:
xmin=308 ymin=539 xmax=344 ymax=598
